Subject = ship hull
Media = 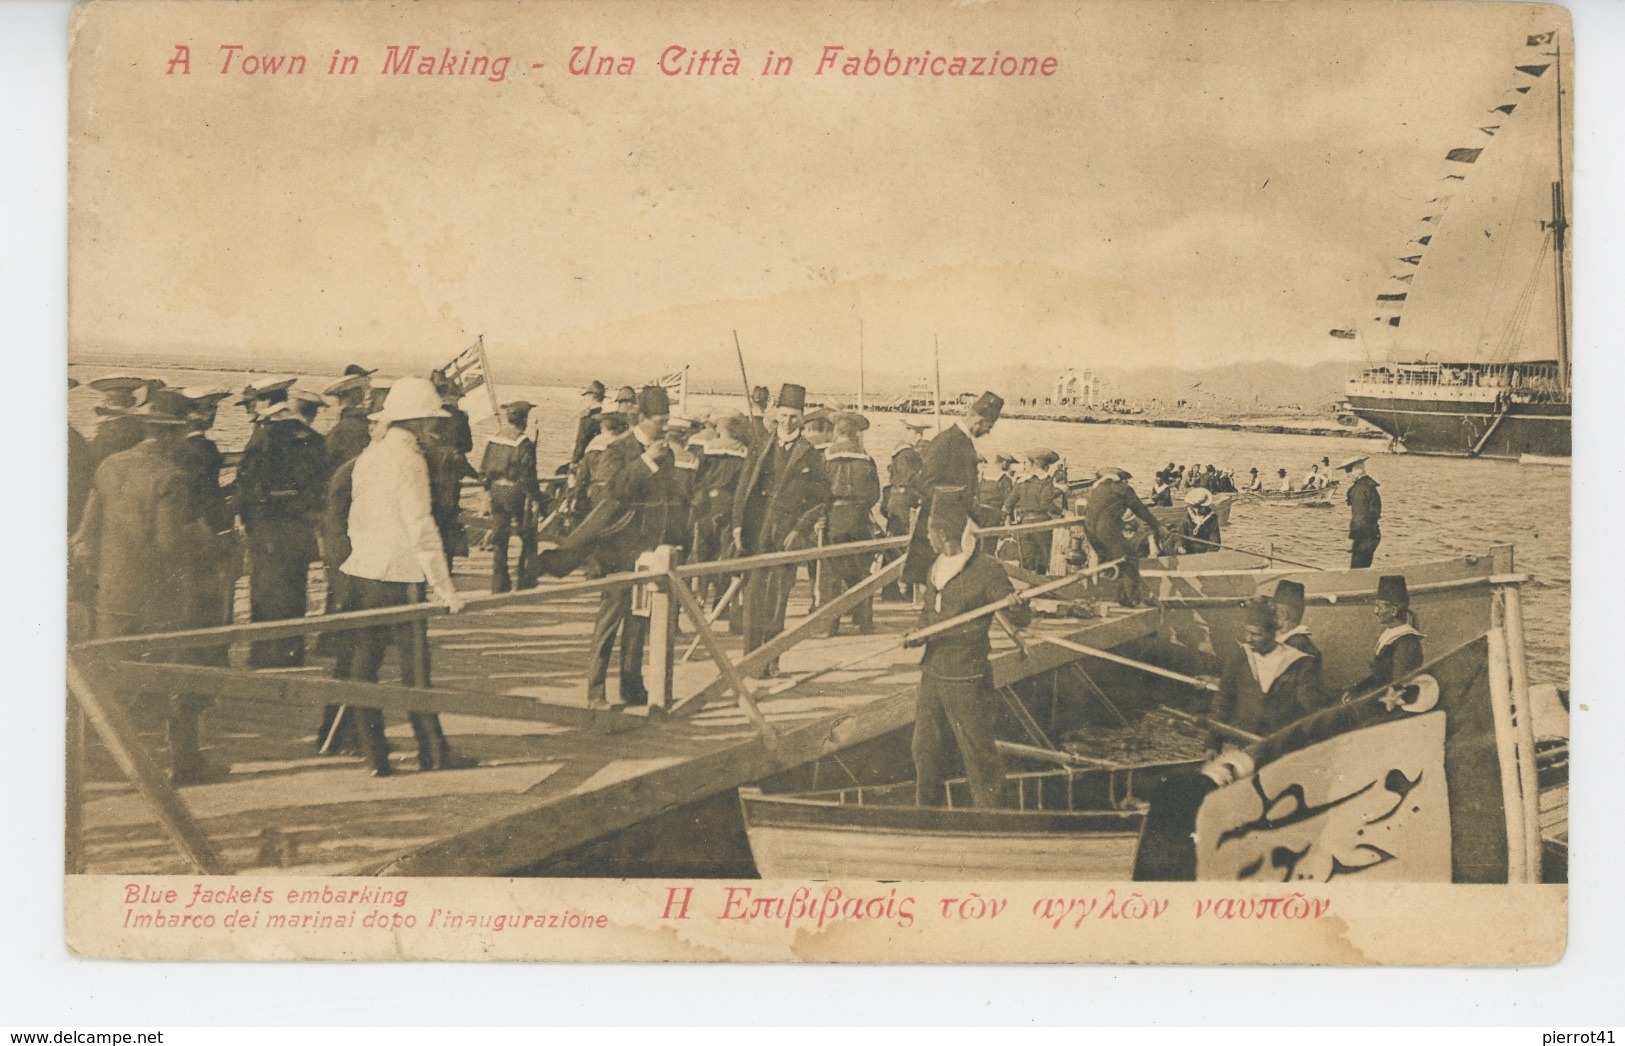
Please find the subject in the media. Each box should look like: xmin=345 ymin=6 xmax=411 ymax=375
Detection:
xmin=1347 ymin=395 xmax=1570 ymax=459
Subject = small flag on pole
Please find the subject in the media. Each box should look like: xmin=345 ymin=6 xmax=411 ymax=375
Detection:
xmin=652 ymin=366 xmax=689 ymax=412
xmin=1526 ymin=31 xmax=1555 ymax=47
xmin=1516 ymin=64 xmax=1551 ymax=78
xmin=437 ymin=336 xmax=500 ymax=423
xmin=1493 ymin=103 xmax=1518 ymax=115
xmin=1378 ymin=293 xmax=1408 ymax=303
xmin=1328 ymin=329 xmax=1357 ymax=340
xmin=1400 ymin=255 xmax=1422 ymax=265
xmin=1446 ymin=147 xmax=1484 ymax=163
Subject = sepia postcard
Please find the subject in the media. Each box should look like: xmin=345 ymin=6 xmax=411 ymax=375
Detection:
xmin=64 ymin=0 xmax=1570 ymax=964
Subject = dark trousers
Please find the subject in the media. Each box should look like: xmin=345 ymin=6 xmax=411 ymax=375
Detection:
xmin=818 ymin=545 xmax=875 ymax=634
xmin=1351 ymin=530 xmax=1381 ymax=569
xmin=1131 ymin=769 xmax=1218 ymax=881
xmin=1087 ymin=528 xmax=1144 ymax=606
xmin=1017 ymin=527 xmax=1054 ymax=574
xmin=489 ymin=502 xmax=536 ymax=593
xmin=246 ymin=520 xmax=314 ymax=668
xmin=587 ymin=585 xmax=649 ymax=706
xmin=743 ymin=563 xmax=796 ymax=671
xmin=333 ymin=576 xmax=451 ymax=772
xmin=880 ymin=507 xmax=914 ymax=601
xmin=913 ymin=672 xmax=1008 ymax=809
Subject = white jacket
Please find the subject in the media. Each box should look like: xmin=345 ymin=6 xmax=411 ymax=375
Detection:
xmin=341 ymin=426 xmax=457 ymax=602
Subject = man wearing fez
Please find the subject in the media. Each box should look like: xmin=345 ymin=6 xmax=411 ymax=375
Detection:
xmin=901 ymin=391 xmax=1004 ymax=587
xmin=234 ymin=397 xmax=329 ymax=668
xmin=481 ymin=400 xmax=543 ymax=593
xmin=71 ymin=388 xmax=230 ymax=784
xmin=732 ymin=383 xmax=831 ymax=679
xmin=1271 ymin=578 xmax=1327 ymax=708
xmin=913 ymin=491 xmax=1029 ymax=809
xmin=322 ymin=366 xmax=376 ymax=469
xmin=534 ymin=385 xmax=675 ymax=708
xmin=1203 ymin=595 xmax=1320 ymax=755
xmin=819 ymin=412 xmax=882 ymax=636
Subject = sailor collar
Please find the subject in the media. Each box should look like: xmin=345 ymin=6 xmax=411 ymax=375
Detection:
xmin=1376 ymin=622 xmax=1424 ymax=652
xmin=706 ymin=443 xmax=748 ymax=459
xmin=486 ymin=431 xmax=532 ymax=447
xmin=1243 ymin=641 xmax=1308 ymax=694
xmin=1277 ymin=623 xmax=1312 ymax=643
xmin=824 ymin=446 xmax=872 ymax=462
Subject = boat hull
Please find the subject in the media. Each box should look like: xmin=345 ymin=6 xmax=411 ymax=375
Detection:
xmin=1347 ymin=395 xmax=1570 ymax=460
xmin=740 ymin=788 xmax=1147 ymax=880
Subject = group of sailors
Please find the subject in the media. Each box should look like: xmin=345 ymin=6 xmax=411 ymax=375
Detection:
xmin=69 ymin=367 xmax=483 ymax=781
xmin=68 ymin=364 xmax=1394 ymax=798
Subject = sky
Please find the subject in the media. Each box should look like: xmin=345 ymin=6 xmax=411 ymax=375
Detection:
xmin=68 ymin=0 xmax=1570 ymax=395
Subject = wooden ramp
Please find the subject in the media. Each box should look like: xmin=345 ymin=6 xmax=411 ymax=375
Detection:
xmin=72 ymin=522 xmax=1158 ymax=877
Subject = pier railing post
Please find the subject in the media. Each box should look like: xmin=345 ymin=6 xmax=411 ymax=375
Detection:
xmin=644 ymin=546 xmax=678 ymax=710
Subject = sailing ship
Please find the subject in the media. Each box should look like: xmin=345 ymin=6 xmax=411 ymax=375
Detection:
xmin=1343 ymin=35 xmax=1571 ymax=460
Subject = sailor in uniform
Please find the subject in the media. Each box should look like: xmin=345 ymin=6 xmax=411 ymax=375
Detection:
xmin=322 ymin=368 xmax=376 ymax=469
xmin=691 ymin=412 xmax=750 ymax=619
xmin=818 ymin=411 xmax=882 ymax=636
xmin=879 ymin=421 xmax=929 ymax=602
xmin=1347 ymin=574 xmax=1425 ymax=696
xmin=1341 ymin=456 xmax=1382 ymax=569
xmin=901 ymin=391 xmax=1005 ymax=587
xmin=1206 ymin=595 xmax=1320 ymax=752
xmin=1170 ymin=486 xmax=1222 ymax=555
xmin=1004 ymin=448 xmax=1064 ymax=574
xmin=912 ymin=494 xmax=1030 ymax=809
xmin=1270 ymin=579 xmax=1326 ymax=710
xmin=86 ymin=374 xmax=157 ymax=466
xmin=481 ymin=400 xmax=543 ymax=593
xmin=170 ymin=387 xmax=238 ymax=668
xmin=1079 ymin=466 xmax=1168 ymax=606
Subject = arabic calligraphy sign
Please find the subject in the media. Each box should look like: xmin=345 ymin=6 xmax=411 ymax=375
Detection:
xmin=1196 ymin=713 xmax=1452 ymax=883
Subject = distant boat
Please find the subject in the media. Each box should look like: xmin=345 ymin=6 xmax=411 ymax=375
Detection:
xmin=1237 ymin=481 xmax=1339 ymax=503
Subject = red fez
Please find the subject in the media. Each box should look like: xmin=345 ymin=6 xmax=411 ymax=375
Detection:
xmin=1376 ymin=575 xmax=1410 ymax=606
xmin=1274 ymin=579 xmax=1306 ymax=616
xmin=637 ymin=385 xmax=671 ymax=416
xmin=777 ymin=384 xmax=807 ymax=411
xmin=970 ymin=391 xmax=1005 ymax=420
xmin=928 ymin=486 xmax=972 ymax=536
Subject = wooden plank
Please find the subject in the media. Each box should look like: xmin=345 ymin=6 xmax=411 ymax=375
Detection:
xmin=68 ymin=658 xmax=231 ymax=875
xmin=665 ymin=572 xmax=777 ymax=746
xmin=675 ymin=557 xmax=905 ymax=712
xmin=74 ymin=569 xmax=650 ymax=658
xmin=109 ymin=661 xmax=641 ymax=733
xmin=370 ymin=608 xmax=1162 ymax=876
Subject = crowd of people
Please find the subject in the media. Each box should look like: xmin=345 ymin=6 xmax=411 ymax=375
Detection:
xmin=68 ymin=367 xmax=1392 ymax=803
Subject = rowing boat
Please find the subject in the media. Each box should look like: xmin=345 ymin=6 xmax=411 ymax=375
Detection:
xmin=1237 ymin=480 xmax=1340 ymax=502
xmin=739 ymin=761 xmax=1197 ymax=880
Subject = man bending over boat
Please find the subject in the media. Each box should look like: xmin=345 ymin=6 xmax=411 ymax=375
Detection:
xmin=913 ymin=491 xmax=1031 ymax=809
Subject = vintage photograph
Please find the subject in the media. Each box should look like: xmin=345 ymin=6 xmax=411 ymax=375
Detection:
xmin=63 ymin=0 xmax=1569 ymax=962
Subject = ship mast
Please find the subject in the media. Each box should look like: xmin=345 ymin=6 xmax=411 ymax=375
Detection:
xmin=1550 ymin=37 xmax=1571 ymax=395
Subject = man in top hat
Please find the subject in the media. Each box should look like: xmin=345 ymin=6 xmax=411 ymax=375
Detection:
xmin=901 ymin=391 xmax=1005 ymax=587
xmin=535 ymin=385 xmax=677 ymax=707
xmin=732 ymin=383 xmax=831 ymax=677
xmin=322 ymin=371 xmax=375 ymax=469
xmin=86 ymin=374 xmax=157 ymax=466
xmin=571 ymin=380 xmax=608 ymax=466
xmin=880 ymin=420 xmax=930 ymax=601
xmin=1271 ymin=579 xmax=1326 ymax=708
xmin=234 ymin=396 xmax=330 ymax=668
xmin=336 ymin=376 xmax=474 ymax=774
xmin=1347 ymin=574 xmax=1424 ymax=697
xmin=1205 ymin=595 xmax=1320 ymax=752
xmin=481 ymin=400 xmax=543 ymax=593
xmin=1078 ymin=466 xmax=1167 ymax=606
xmin=1170 ymin=486 xmax=1222 ymax=556
xmin=818 ymin=411 xmax=882 ymax=636
xmin=912 ymin=490 xmax=1031 ymax=809
xmin=1340 ymin=456 xmax=1382 ymax=568
xmin=71 ymin=387 xmax=231 ymax=784
xmin=1004 ymin=448 xmax=1064 ymax=574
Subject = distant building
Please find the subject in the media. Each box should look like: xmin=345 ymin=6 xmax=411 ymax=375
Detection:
xmin=1054 ymin=368 xmax=1100 ymax=407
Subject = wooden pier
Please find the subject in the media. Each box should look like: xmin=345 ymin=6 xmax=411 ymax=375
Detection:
xmin=71 ymin=517 xmax=1168 ymax=877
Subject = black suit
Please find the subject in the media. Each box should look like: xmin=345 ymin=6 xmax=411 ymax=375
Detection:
xmin=732 ymin=435 xmax=830 ymax=670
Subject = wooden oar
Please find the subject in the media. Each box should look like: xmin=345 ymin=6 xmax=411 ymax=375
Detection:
xmin=1171 ymin=534 xmax=1327 ymax=571
xmin=1157 ymin=704 xmax=1262 ymax=745
xmin=1041 ymin=635 xmax=1221 ymax=692
xmin=900 ymin=559 xmax=1124 ymax=648
xmin=996 ymin=739 xmax=1123 ymax=770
